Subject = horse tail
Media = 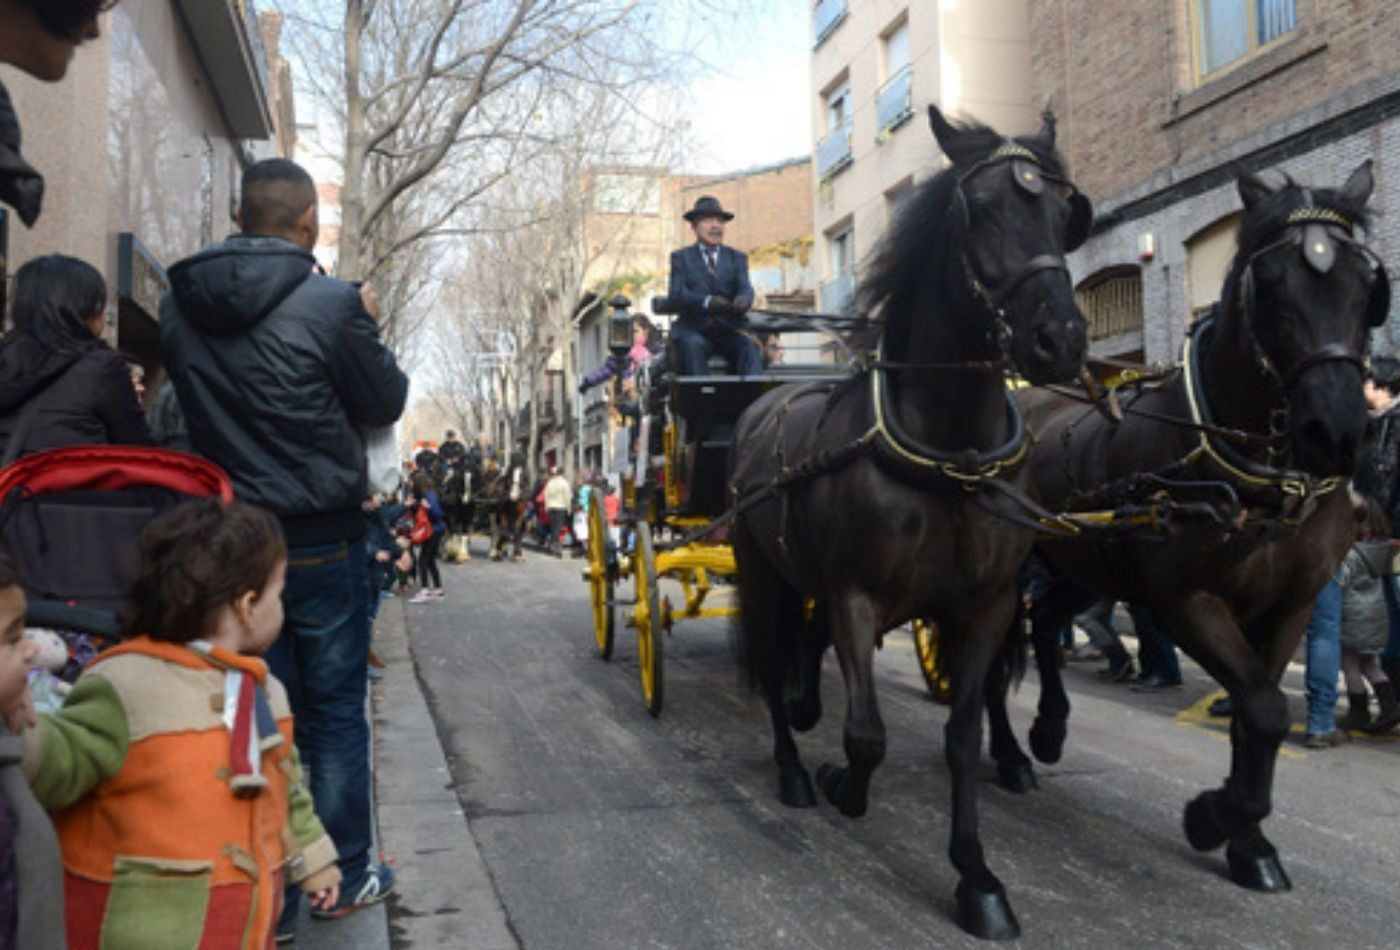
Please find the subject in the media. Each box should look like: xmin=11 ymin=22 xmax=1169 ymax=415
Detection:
xmin=998 ymin=589 xmax=1031 ymax=691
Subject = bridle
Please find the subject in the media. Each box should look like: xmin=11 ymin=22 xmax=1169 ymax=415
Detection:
xmin=950 ymin=142 xmax=1093 ymax=351
xmin=1230 ymin=194 xmax=1390 ymax=466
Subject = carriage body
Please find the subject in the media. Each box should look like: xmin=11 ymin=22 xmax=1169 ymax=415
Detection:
xmin=584 ymin=303 xmax=857 ymax=715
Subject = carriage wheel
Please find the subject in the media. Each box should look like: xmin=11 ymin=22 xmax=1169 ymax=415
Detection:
xmin=633 ymin=524 xmax=665 ymax=717
xmin=587 ymin=500 xmax=614 ymax=660
xmin=913 ymin=619 xmax=951 ymax=705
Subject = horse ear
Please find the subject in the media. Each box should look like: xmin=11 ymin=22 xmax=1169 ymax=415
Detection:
xmin=928 ymin=105 xmax=960 ymax=153
xmin=1237 ymin=172 xmax=1274 ymax=211
xmin=1341 ymin=159 xmax=1375 ymax=208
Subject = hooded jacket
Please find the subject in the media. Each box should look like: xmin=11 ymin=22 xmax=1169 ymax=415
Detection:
xmin=1338 ymin=539 xmax=1393 ymax=653
xmin=0 ymin=331 xmax=153 ymax=458
xmin=160 ymin=235 xmax=408 ymax=546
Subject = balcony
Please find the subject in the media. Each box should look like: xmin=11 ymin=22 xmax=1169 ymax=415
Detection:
xmin=813 ymin=0 xmax=848 ymax=49
xmin=816 ymin=122 xmax=853 ymax=181
xmin=875 ymin=66 xmax=913 ymax=139
xmin=819 ymin=272 xmax=855 ymax=314
xmin=174 ymin=0 xmax=273 ymax=139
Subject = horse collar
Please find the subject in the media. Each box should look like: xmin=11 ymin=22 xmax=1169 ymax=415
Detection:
xmin=867 ymin=345 xmax=1030 ymax=487
xmin=1182 ymin=317 xmax=1343 ymax=513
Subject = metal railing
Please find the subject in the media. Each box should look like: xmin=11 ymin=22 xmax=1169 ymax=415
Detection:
xmin=819 ymin=272 xmax=856 ymax=314
xmin=875 ymin=66 xmax=913 ymax=139
xmin=817 ymin=122 xmax=853 ymax=180
xmin=813 ymin=0 xmax=848 ymax=48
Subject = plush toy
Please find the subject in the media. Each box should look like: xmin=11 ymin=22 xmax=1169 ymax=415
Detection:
xmin=25 ymin=628 xmax=72 ymax=713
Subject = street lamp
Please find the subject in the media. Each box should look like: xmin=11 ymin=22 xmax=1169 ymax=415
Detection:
xmin=607 ymin=294 xmax=633 ymax=356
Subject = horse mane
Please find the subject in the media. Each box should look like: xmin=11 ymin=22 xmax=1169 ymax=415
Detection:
xmin=858 ymin=120 xmax=1072 ymax=356
xmin=1221 ymin=175 xmax=1374 ymax=312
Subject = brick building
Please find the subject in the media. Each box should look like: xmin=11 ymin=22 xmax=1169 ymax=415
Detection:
xmin=1031 ymin=0 xmax=1399 ymax=363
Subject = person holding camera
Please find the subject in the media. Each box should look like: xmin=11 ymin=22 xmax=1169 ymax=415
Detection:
xmin=666 ymin=196 xmax=762 ymax=376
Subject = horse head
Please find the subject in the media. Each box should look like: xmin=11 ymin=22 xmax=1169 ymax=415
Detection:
xmin=1224 ymin=162 xmax=1386 ymax=476
xmin=920 ymin=105 xmax=1090 ymax=384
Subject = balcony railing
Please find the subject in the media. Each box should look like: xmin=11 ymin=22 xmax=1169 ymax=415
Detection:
xmin=1076 ymin=272 xmax=1144 ymax=342
xmin=813 ymin=0 xmax=848 ymax=48
xmin=819 ymin=272 xmax=856 ymax=314
xmin=876 ymin=66 xmax=913 ymax=139
xmin=817 ymin=122 xmax=853 ymax=181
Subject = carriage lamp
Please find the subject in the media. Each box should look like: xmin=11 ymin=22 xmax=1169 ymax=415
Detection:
xmin=607 ymin=294 xmax=634 ymax=356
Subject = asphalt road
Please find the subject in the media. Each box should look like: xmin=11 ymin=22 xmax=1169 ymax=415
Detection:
xmin=404 ymin=549 xmax=1400 ymax=950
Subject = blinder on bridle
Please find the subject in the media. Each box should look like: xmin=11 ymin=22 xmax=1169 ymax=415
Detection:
xmin=1236 ymin=191 xmax=1391 ymax=390
xmin=951 ymin=142 xmax=1094 ymax=325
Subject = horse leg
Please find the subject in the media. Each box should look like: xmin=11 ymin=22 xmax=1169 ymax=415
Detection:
xmin=1026 ymin=581 xmax=1094 ymax=764
xmin=815 ymin=594 xmax=884 ymax=820
xmin=786 ymin=598 xmax=829 ymax=733
xmin=945 ymin=592 xmax=1022 ymax=940
xmin=1164 ymin=595 xmax=1298 ymax=892
xmin=735 ymin=528 xmax=815 ymax=808
xmin=984 ymin=610 xmax=1036 ymax=793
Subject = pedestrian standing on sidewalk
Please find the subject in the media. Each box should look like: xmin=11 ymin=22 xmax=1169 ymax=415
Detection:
xmin=160 ymin=158 xmax=408 ymax=935
xmin=409 ymin=473 xmax=445 ymax=603
xmin=22 ymin=500 xmax=341 ymax=948
xmin=1336 ymin=493 xmax=1400 ymax=734
xmin=543 ymin=466 xmax=572 ymax=556
xmin=1301 ymin=568 xmax=1347 ymax=749
xmin=0 ymin=0 xmax=116 ymax=229
xmin=1353 ymin=357 xmax=1400 ymax=689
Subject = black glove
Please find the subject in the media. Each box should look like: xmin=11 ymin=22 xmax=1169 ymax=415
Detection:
xmin=732 ymin=296 xmax=751 ymax=315
xmin=577 ymin=381 xmax=589 ymax=395
xmin=708 ymin=296 xmax=733 ymax=315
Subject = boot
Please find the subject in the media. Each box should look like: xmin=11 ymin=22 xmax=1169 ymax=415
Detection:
xmin=1337 ymin=691 xmax=1371 ymax=732
xmin=1363 ymin=681 xmax=1400 ymax=734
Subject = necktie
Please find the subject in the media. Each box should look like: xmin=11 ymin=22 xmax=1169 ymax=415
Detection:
xmin=704 ymin=247 xmax=717 ymax=277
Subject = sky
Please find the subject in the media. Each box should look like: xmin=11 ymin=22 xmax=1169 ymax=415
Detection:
xmin=678 ymin=1 xmax=812 ymax=174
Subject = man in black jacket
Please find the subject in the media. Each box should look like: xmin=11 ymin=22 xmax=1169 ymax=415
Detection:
xmin=160 ymin=158 xmax=409 ymax=929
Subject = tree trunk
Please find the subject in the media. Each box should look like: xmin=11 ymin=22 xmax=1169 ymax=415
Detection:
xmin=339 ymin=0 xmax=367 ymax=280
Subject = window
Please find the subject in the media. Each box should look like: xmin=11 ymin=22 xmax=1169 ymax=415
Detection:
xmin=1075 ymin=268 xmax=1144 ymax=342
xmin=1186 ymin=214 xmax=1242 ymax=320
xmin=825 ymin=80 xmax=852 ymax=133
xmin=817 ymin=78 xmax=854 ymax=179
xmin=813 ymin=0 xmax=848 ymax=48
xmin=820 ymin=225 xmax=856 ymax=313
xmin=1193 ymin=0 xmax=1296 ymax=79
xmin=876 ymin=18 xmax=913 ymax=138
xmin=829 ymin=227 xmax=854 ymax=276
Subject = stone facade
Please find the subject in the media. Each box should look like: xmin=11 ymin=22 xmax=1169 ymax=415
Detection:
xmin=1030 ymin=0 xmax=1400 ymax=362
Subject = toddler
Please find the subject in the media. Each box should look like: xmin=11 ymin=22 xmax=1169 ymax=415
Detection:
xmin=1337 ymin=494 xmax=1400 ymax=734
xmin=22 ymin=500 xmax=340 ymax=948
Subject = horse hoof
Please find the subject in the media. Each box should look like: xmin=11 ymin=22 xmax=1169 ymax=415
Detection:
xmin=1183 ymin=792 xmax=1228 ymax=853
xmin=786 ymin=698 xmax=822 ymax=733
xmin=815 ymin=763 xmax=867 ymax=817
xmin=996 ymin=760 xmax=1038 ymax=794
xmin=1226 ymin=843 xmax=1292 ymax=892
xmin=1028 ymin=718 xmax=1066 ymax=764
xmin=778 ymin=768 xmax=817 ymax=809
xmin=954 ymin=880 xmax=1021 ymax=940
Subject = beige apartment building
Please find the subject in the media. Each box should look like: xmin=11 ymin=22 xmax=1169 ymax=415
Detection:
xmin=811 ymin=0 xmax=1036 ymax=313
xmin=1032 ymin=0 xmax=1398 ymax=363
xmin=1 ymin=0 xmax=282 ymax=391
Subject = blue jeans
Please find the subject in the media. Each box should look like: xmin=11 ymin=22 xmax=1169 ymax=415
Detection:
xmin=1304 ymin=574 xmax=1343 ymax=735
xmin=265 ymin=541 xmax=373 ymax=912
xmin=1129 ymin=605 xmax=1181 ymax=682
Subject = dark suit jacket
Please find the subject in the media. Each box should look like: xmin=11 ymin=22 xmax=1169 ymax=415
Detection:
xmin=667 ymin=244 xmax=755 ymax=323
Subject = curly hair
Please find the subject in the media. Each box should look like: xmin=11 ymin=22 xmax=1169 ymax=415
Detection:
xmin=123 ymin=499 xmax=286 ymax=643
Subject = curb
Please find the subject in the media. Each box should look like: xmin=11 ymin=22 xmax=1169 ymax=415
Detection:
xmin=372 ymin=596 xmax=520 ymax=950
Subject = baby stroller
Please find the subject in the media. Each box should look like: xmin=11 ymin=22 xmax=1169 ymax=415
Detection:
xmin=0 ymin=444 xmax=233 ymax=639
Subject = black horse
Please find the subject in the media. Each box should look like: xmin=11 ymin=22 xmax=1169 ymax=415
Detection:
xmin=728 ymin=106 xmax=1089 ymax=939
xmin=984 ymin=163 xmax=1387 ymax=896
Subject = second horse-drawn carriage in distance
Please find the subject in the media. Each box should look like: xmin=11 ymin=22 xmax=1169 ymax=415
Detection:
xmin=582 ymin=293 xmax=872 ymax=717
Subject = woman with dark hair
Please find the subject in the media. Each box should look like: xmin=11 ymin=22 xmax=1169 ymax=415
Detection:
xmin=408 ymin=472 xmax=446 ymax=603
xmin=0 ymin=0 xmax=117 ymax=226
xmin=0 ymin=255 xmax=153 ymax=457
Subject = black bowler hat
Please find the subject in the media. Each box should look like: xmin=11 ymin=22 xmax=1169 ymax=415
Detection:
xmin=682 ymin=195 xmax=734 ymax=222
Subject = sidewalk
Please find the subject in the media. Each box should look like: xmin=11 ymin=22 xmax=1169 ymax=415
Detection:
xmin=368 ymin=593 xmax=520 ymax=950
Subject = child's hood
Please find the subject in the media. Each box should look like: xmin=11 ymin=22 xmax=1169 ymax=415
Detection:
xmin=1352 ymin=540 xmax=1392 ymax=578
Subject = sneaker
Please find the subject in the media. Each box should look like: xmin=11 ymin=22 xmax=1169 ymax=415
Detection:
xmin=1095 ymin=654 xmax=1136 ymax=682
xmin=409 ymin=591 xmax=434 ymax=604
xmin=1302 ymin=730 xmax=1350 ymax=749
xmin=312 ymin=864 xmax=395 ymax=920
xmin=1130 ymin=674 xmax=1183 ymax=692
xmin=429 ymin=588 xmax=445 ymax=599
